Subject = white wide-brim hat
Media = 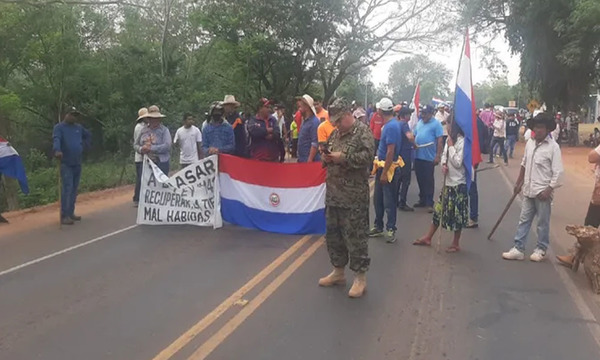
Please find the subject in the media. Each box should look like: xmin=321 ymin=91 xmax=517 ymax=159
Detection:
xmin=223 ymin=95 xmax=240 ymax=107
xmin=300 ymin=94 xmax=317 ymax=116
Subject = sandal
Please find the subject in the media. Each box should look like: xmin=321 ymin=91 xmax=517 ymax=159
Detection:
xmin=413 ymin=239 xmax=431 ymax=246
xmin=445 ymin=246 xmax=460 ymax=253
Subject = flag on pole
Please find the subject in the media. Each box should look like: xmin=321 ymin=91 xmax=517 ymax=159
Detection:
xmin=408 ymin=82 xmax=420 ymax=131
xmin=453 ymin=29 xmax=482 ymax=190
xmin=0 ymin=137 xmax=29 ymax=194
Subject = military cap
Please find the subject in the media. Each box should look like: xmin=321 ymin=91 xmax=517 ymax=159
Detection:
xmin=328 ymin=97 xmax=352 ymax=123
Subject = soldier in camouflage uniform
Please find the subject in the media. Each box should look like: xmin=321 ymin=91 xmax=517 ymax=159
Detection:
xmin=318 ymin=97 xmax=375 ymax=298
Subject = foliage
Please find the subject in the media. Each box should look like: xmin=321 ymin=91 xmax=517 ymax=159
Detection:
xmin=387 ymin=56 xmax=452 ymax=104
xmin=459 ymin=0 xmax=600 ymax=111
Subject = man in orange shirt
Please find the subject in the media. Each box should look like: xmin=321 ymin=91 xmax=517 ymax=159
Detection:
xmin=370 ymin=103 xmax=384 ymax=152
xmin=317 ymin=97 xmax=335 ymax=147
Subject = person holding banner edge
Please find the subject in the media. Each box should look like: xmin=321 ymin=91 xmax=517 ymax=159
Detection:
xmin=134 ymin=105 xmax=172 ymax=176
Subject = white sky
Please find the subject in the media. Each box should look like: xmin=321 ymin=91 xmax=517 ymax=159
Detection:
xmin=370 ymin=33 xmax=521 ymax=96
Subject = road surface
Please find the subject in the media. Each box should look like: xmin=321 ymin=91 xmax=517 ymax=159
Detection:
xmin=1 ymin=149 xmax=600 ymax=360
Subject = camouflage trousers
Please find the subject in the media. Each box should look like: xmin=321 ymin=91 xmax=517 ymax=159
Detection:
xmin=325 ymin=206 xmax=370 ymax=273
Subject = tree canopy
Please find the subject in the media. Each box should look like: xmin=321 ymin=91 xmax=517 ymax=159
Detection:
xmin=387 ymin=56 xmax=452 ymax=104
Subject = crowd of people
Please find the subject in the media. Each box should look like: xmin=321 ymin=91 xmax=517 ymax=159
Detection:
xmin=0 ymin=92 xmax=579 ymax=300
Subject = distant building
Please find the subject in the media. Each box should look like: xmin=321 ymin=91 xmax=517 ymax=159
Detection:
xmin=588 ymin=91 xmax=600 ymax=123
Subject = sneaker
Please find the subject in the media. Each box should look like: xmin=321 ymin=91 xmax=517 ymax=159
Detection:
xmin=502 ymin=247 xmax=525 ymax=260
xmin=413 ymin=202 xmax=426 ymax=208
xmin=385 ymin=230 xmax=396 ymax=243
xmin=465 ymin=219 xmax=478 ymax=228
xmin=399 ymin=205 xmax=414 ymax=212
xmin=368 ymin=228 xmax=384 ymax=237
xmin=61 ymin=217 xmax=75 ymax=225
xmin=530 ymin=248 xmax=547 ymax=262
xmin=70 ymin=215 xmax=82 ymax=221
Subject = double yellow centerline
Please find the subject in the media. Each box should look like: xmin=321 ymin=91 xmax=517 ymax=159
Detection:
xmin=152 ymin=180 xmax=374 ymax=360
xmin=152 ymin=235 xmax=324 ymax=360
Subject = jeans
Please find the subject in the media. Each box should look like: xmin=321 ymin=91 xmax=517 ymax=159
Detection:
xmin=373 ymin=168 xmax=400 ymax=231
xmin=133 ymin=162 xmax=142 ymax=203
xmin=514 ymin=197 xmax=551 ymax=252
xmin=157 ymin=161 xmax=170 ymax=176
xmin=397 ymin=158 xmax=412 ymax=207
xmin=61 ymin=164 xmax=82 ymax=218
xmin=469 ymin=173 xmax=478 ymax=221
xmin=489 ymin=137 xmax=508 ymax=163
xmin=414 ymin=159 xmax=435 ymax=206
xmin=505 ymin=134 xmax=517 ymax=158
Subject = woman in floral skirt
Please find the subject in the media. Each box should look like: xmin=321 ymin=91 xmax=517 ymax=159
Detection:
xmin=413 ymin=117 xmax=468 ymax=253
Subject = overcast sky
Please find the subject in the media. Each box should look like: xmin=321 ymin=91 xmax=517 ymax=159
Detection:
xmin=370 ymin=33 xmax=521 ymax=96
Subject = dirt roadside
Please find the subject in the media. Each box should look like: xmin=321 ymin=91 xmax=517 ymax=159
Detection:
xmin=0 ymin=185 xmax=134 ymax=237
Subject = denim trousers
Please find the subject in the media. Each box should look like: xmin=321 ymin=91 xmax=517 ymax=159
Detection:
xmin=505 ymin=134 xmax=517 ymax=158
xmin=414 ymin=159 xmax=435 ymax=206
xmin=373 ymin=168 xmax=400 ymax=231
xmin=61 ymin=164 xmax=82 ymax=218
xmin=514 ymin=197 xmax=551 ymax=252
xmin=489 ymin=137 xmax=508 ymax=163
xmin=397 ymin=159 xmax=412 ymax=207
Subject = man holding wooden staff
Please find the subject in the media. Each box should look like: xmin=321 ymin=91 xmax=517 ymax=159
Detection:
xmin=502 ymin=113 xmax=563 ymax=262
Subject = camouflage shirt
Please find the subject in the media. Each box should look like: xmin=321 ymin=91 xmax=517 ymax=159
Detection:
xmin=323 ymin=120 xmax=375 ymax=209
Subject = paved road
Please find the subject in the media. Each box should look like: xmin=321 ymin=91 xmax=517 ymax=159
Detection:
xmin=1 ymin=158 xmax=600 ymax=360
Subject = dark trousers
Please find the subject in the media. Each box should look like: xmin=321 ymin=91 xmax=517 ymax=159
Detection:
xmin=61 ymin=164 xmax=81 ymax=218
xmin=469 ymin=173 xmax=478 ymax=221
xmin=489 ymin=137 xmax=508 ymax=163
xmin=134 ymin=162 xmax=143 ymax=203
xmin=397 ymin=159 xmax=412 ymax=207
xmin=157 ymin=161 xmax=170 ymax=176
xmin=585 ymin=203 xmax=600 ymax=227
xmin=373 ymin=168 xmax=400 ymax=231
xmin=414 ymin=159 xmax=435 ymax=206
xmin=291 ymin=138 xmax=298 ymax=158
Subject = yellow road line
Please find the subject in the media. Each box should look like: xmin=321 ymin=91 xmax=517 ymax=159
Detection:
xmin=187 ymin=237 xmax=325 ymax=360
xmin=152 ymin=235 xmax=313 ymax=360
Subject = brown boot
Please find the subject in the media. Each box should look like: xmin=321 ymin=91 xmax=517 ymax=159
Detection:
xmin=318 ymin=267 xmax=346 ymax=287
xmin=556 ymin=254 xmax=574 ymax=269
xmin=348 ymin=272 xmax=367 ymax=298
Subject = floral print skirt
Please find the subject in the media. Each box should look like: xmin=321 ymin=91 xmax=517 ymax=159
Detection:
xmin=433 ymin=184 xmax=469 ymax=231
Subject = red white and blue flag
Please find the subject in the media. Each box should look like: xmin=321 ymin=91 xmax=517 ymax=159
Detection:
xmin=454 ymin=30 xmax=482 ymax=189
xmin=0 ymin=137 xmax=29 ymax=194
xmin=219 ymin=155 xmax=326 ymax=235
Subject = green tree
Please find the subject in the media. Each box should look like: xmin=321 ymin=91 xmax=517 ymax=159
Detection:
xmin=387 ymin=56 xmax=452 ymax=104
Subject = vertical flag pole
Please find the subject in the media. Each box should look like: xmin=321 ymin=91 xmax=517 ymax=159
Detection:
xmin=437 ymin=30 xmax=469 ymax=252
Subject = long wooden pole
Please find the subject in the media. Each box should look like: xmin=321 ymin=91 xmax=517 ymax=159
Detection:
xmin=57 ymin=158 xmax=62 ymax=228
xmin=487 ymin=191 xmax=518 ymax=240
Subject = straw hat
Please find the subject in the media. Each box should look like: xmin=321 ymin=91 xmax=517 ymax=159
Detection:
xmin=147 ymin=105 xmax=166 ymax=118
xmin=527 ymin=112 xmax=556 ymax=131
xmin=223 ymin=95 xmax=240 ymax=107
xmin=136 ymin=107 xmax=149 ymax=122
xmin=299 ymin=94 xmax=317 ymax=116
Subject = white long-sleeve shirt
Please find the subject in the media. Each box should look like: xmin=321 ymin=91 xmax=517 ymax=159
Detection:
xmin=521 ymin=137 xmax=563 ymax=198
xmin=441 ymin=135 xmax=466 ymax=187
xmin=493 ymin=119 xmax=506 ymax=138
xmin=133 ymin=122 xmax=146 ymax=162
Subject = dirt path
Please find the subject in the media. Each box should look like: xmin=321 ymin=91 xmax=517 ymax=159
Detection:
xmin=0 ymin=185 xmax=134 ymax=237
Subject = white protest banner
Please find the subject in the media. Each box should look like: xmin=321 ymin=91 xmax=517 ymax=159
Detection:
xmin=136 ymin=155 xmax=222 ymax=228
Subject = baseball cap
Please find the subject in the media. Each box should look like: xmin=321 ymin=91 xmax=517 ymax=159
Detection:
xmin=378 ymin=97 xmax=394 ymax=112
xmin=328 ymin=97 xmax=351 ymax=123
xmin=421 ymin=105 xmax=435 ymax=114
xmin=66 ymin=106 xmax=81 ymax=115
xmin=398 ymin=107 xmax=415 ymax=116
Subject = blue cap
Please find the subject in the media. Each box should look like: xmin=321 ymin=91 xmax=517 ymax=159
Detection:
xmin=422 ymin=105 xmax=435 ymax=114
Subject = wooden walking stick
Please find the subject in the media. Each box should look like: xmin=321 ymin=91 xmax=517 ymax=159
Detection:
xmin=57 ymin=158 xmax=62 ymax=229
xmin=487 ymin=191 xmax=518 ymax=240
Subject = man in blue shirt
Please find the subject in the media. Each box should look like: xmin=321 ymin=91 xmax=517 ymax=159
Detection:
xmin=53 ymin=107 xmax=91 ymax=225
xmin=202 ymin=101 xmax=235 ymax=156
xmin=369 ymin=97 xmax=402 ymax=243
xmin=413 ymin=105 xmax=444 ymax=212
xmin=296 ymin=94 xmax=320 ymax=163
xmin=397 ymin=107 xmax=416 ymax=212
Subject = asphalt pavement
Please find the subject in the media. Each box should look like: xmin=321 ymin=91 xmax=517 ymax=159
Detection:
xmin=1 ymin=158 xmax=600 ymax=360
